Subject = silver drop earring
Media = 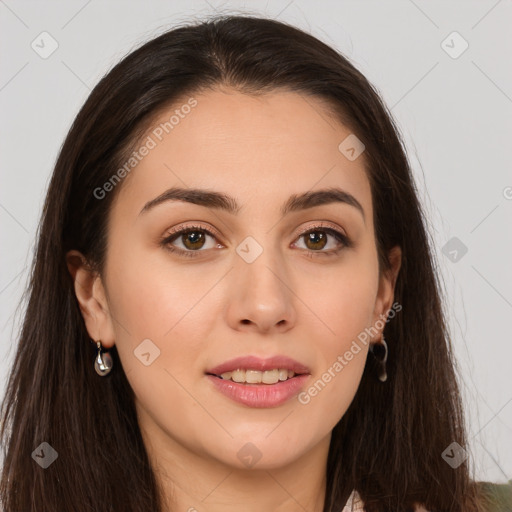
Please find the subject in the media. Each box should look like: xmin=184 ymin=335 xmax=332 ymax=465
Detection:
xmin=369 ymin=336 xmax=388 ymax=382
xmin=94 ymin=340 xmax=113 ymax=376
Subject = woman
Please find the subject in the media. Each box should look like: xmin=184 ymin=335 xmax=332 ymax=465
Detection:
xmin=0 ymin=14 xmax=508 ymax=512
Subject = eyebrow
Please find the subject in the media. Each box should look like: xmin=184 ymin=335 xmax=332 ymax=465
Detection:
xmin=139 ymin=186 xmax=365 ymax=221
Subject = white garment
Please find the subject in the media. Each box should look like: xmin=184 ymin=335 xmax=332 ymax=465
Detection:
xmin=341 ymin=490 xmax=429 ymax=511
xmin=341 ymin=490 xmax=364 ymax=511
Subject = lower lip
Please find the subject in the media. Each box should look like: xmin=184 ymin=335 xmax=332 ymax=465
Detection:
xmin=206 ymin=374 xmax=310 ymax=408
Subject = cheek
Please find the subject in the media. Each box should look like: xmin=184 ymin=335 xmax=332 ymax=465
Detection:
xmin=296 ymin=295 xmax=373 ymax=437
xmin=314 ymin=252 xmax=379 ymax=350
xmin=104 ymin=242 xmax=215 ymax=386
xmin=299 ymin=253 xmax=378 ymax=424
xmin=103 ymin=245 xmax=235 ymax=461
xmin=105 ymin=252 xmax=216 ymax=451
xmin=105 ymin=235 xmax=209 ymax=336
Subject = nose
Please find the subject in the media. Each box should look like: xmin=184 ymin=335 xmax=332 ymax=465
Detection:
xmin=225 ymin=248 xmax=297 ymax=334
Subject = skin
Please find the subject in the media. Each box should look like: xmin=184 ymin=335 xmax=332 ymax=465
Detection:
xmin=67 ymin=87 xmax=401 ymax=512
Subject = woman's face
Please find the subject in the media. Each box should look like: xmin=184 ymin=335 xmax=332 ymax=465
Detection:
xmin=70 ymin=87 xmax=400 ymax=471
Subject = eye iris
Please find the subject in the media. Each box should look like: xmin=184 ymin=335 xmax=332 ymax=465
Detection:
xmin=305 ymin=231 xmax=327 ymax=250
xmin=182 ymin=231 xmax=205 ymax=250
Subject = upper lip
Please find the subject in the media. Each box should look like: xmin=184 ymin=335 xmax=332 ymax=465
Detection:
xmin=206 ymin=355 xmax=311 ymax=376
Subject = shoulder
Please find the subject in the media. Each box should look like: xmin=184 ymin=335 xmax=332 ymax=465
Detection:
xmin=344 ymin=481 xmax=512 ymax=512
xmin=476 ymin=480 xmax=512 ymax=511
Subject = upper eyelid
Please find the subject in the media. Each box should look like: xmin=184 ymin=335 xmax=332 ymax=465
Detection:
xmin=166 ymin=223 xmax=220 ymax=238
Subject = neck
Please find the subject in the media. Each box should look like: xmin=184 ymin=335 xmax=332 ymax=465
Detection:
xmin=138 ymin=408 xmax=330 ymax=512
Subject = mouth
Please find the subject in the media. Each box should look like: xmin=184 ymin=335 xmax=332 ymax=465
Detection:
xmin=205 ymin=355 xmax=311 ymax=385
xmin=205 ymin=369 xmax=311 ymax=408
xmin=206 ymin=368 xmax=306 ymax=385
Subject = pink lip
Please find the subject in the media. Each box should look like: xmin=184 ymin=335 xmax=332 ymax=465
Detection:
xmin=206 ymin=355 xmax=310 ymax=376
xmin=206 ymin=374 xmax=310 ymax=408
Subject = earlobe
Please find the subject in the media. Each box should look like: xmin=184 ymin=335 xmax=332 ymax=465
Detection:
xmin=65 ymin=250 xmax=116 ymax=348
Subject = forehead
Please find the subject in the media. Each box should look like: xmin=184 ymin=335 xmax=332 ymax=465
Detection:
xmin=111 ymin=87 xmax=372 ymax=222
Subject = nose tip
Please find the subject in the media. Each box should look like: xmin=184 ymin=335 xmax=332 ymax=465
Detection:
xmin=227 ymin=251 xmax=297 ymax=334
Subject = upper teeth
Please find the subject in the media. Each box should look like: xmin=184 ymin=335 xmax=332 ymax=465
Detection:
xmin=220 ymin=369 xmax=296 ymax=384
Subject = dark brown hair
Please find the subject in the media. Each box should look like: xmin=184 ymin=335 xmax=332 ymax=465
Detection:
xmin=0 ymin=14 xmax=486 ymax=512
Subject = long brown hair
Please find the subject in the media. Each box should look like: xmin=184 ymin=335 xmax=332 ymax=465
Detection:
xmin=0 ymin=14 xmax=486 ymax=512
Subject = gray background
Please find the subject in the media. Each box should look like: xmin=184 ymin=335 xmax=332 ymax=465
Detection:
xmin=1 ymin=0 xmax=511 ymax=482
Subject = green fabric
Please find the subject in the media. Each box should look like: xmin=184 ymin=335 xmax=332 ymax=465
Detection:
xmin=478 ymin=480 xmax=512 ymax=512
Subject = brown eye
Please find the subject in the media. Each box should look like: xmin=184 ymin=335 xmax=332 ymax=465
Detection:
xmin=293 ymin=225 xmax=351 ymax=257
xmin=161 ymin=225 xmax=220 ymax=257
xmin=161 ymin=223 xmax=351 ymax=259
xmin=180 ymin=230 xmax=206 ymax=250
xmin=303 ymin=231 xmax=328 ymax=251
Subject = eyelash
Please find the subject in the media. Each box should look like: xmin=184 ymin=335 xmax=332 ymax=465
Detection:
xmin=160 ymin=222 xmax=352 ymax=259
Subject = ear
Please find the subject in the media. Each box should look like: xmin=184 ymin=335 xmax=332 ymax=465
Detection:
xmin=372 ymin=245 xmax=402 ymax=339
xmin=66 ymin=250 xmax=116 ymax=349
